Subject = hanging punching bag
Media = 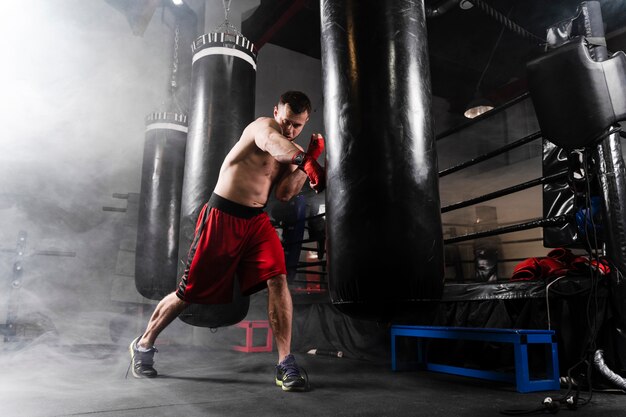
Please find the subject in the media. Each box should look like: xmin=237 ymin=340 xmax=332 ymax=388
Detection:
xmin=135 ymin=112 xmax=188 ymax=299
xmin=321 ymin=0 xmax=444 ymax=321
xmin=177 ymin=33 xmax=257 ymax=327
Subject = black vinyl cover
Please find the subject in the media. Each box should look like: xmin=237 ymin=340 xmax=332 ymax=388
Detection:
xmin=320 ymin=0 xmax=444 ymax=321
xmin=135 ymin=113 xmax=187 ymax=300
xmin=527 ymin=37 xmax=626 ymax=151
xmin=176 ymin=33 xmax=257 ymax=328
xmin=596 ymin=132 xmax=626 ymax=277
xmin=542 ymin=139 xmax=578 ymax=247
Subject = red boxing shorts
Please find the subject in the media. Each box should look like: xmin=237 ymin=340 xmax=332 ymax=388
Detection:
xmin=176 ymin=193 xmax=286 ymax=304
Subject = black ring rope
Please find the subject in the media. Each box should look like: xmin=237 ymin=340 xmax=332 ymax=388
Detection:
xmin=458 ymin=258 xmax=533 ymax=264
xmin=444 ymin=215 xmax=570 ymax=245
xmin=293 ymin=271 xmax=327 ymax=276
xmin=439 ymin=130 xmax=542 ymax=177
xmin=441 ymin=170 xmax=568 ymax=213
xmin=436 ymin=92 xmax=530 ymax=141
xmin=450 ymin=237 xmax=543 ymax=246
xmin=501 ymin=237 xmax=543 ymax=245
xmin=470 ymin=0 xmax=545 ymax=45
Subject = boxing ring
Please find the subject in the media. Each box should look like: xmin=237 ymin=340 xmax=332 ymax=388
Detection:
xmin=279 ymin=23 xmax=626 ymax=383
xmin=278 ymin=89 xmax=623 ymax=373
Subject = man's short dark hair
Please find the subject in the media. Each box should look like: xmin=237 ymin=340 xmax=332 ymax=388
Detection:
xmin=279 ymin=91 xmax=311 ymax=115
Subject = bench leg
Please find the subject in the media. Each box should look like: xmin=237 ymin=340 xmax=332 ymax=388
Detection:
xmin=514 ymin=341 xmax=561 ymax=393
xmin=417 ymin=338 xmax=426 ymax=368
xmin=547 ymin=342 xmax=560 ymax=387
xmin=391 ymin=333 xmax=397 ymax=371
xmin=391 ymin=334 xmax=425 ymax=371
xmin=513 ymin=342 xmax=531 ymax=392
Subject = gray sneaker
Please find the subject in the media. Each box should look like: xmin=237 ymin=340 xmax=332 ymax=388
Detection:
xmin=128 ymin=336 xmax=158 ymax=378
xmin=275 ymin=354 xmax=307 ymax=391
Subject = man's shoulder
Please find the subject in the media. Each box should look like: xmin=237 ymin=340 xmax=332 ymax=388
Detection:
xmin=251 ymin=116 xmax=279 ymax=128
xmin=243 ymin=117 xmax=280 ymax=142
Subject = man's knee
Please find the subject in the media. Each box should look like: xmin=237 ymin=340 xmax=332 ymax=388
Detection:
xmin=266 ymin=274 xmax=288 ymax=292
xmin=165 ymin=291 xmax=189 ymax=311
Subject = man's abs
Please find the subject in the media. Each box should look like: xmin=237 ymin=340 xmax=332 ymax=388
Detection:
xmin=213 ymin=141 xmax=283 ymax=207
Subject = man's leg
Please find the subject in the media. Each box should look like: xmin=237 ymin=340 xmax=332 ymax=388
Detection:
xmin=139 ymin=292 xmax=189 ymax=348
xmin=266 ymin=274 xmax=292 ymax=363
xmin=267 ymin=274 xmax=306 ymax=391
xmin=129 ymin=292 xmax=188 ymax=378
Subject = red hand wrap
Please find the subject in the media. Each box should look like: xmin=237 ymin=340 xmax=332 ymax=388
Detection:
xmin=302 ymin=154 xmax=326 ymax=192
xmin=306 ymin=134 xmax=325 ymax=161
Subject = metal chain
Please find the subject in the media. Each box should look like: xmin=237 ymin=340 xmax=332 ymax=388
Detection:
xmin=171 ymin=24 xmax=179 ymax=90
xmin=223 ymin=0 xmax=231 ymax=22
xmin=215 ymin=0 xmax=241 ymax=36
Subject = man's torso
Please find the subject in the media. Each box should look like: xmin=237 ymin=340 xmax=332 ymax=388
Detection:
xmin=213 ymin=117 xmax=289 ymax=207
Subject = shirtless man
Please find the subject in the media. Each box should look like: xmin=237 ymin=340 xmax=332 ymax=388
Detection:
xmin=129 ymin=91 xmax=325 ymax=392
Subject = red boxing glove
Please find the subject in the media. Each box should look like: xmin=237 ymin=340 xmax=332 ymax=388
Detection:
xmin=538 ymin=257 xmax=568 ymax=278
xmin=306 ymin=133 xmax=325 ymax=161
xmin=546 ymin=247 xmax=575 ymax=267
xmin=511 ymin=257 xmax=542 ymax=281
xmin=572 ymin=256 xmax=611 ymax=275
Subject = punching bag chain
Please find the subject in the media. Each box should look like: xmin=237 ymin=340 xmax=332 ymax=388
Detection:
xmin=215 ymin=0 xmax=241 ymax=36
xmin=170 ymin=24 xmax=179 ymax=91
xmin=223 ymin=0 xmax=231 ymax=22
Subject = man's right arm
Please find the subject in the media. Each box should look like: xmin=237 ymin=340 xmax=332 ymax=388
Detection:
xmin=252 ymin=118 xmax=301 ymax=163
xmin=252 ymin=118 xmax=326 ymax=192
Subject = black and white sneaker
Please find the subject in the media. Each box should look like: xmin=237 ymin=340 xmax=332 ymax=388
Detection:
xmin=128 ymin=336 xmax=158 ymax=378
xmin=275 ymin=354 xmax=307 ymax=392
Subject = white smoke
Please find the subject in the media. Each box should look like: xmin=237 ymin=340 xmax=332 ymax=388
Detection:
xmin=0 ymin=0 xmax=174 ymax=352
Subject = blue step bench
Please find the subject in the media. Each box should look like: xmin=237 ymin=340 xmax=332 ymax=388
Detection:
xmin=390 ymin=325 xmax=560 ymax=393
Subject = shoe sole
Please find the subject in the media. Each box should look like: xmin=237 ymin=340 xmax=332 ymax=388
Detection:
xmin=276 ymin=377 xmax=306 ymax=392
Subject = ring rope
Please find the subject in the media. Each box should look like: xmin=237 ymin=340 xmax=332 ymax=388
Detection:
xmin=439 ymin=130 xmax=542 ymax=177
xmin=444 ymin=215 xmax=569 ymax=245
xmin=436 ymin=92 xmax=530 ymax=141
xmin=441 ymin=170 xmax=568 ymax=213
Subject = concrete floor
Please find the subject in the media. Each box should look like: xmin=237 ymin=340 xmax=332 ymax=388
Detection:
xmin=1 ymin=340 xmax=625 ymax=417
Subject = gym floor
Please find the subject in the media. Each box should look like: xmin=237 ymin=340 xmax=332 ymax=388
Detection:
xmin=2 ymin=341 xmax=625 ymax=417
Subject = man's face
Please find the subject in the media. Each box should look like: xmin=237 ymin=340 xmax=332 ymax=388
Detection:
xmin=274 ymin=103 xmax=309 ymax=141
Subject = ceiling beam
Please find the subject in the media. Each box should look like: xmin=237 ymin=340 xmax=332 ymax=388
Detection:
xmin=254 ymin=0 xmax=307 ymax=51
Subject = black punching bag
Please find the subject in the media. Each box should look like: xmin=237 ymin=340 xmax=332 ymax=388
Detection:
xmin=177 ymin=33 xmax=257 ymax=327
xmin=321 ymin=0 xmax=444 ymax=321
xmin=135 ymin=113 xmax=188 ymax=299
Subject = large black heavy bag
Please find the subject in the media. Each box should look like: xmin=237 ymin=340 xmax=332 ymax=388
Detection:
xmin=135 ymin=112 xmax=187 ymax=299
xmin=177 ymin=33 xmax=257 ymax=328
xmin=320 ymin=0 xmax=444 ymax=321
